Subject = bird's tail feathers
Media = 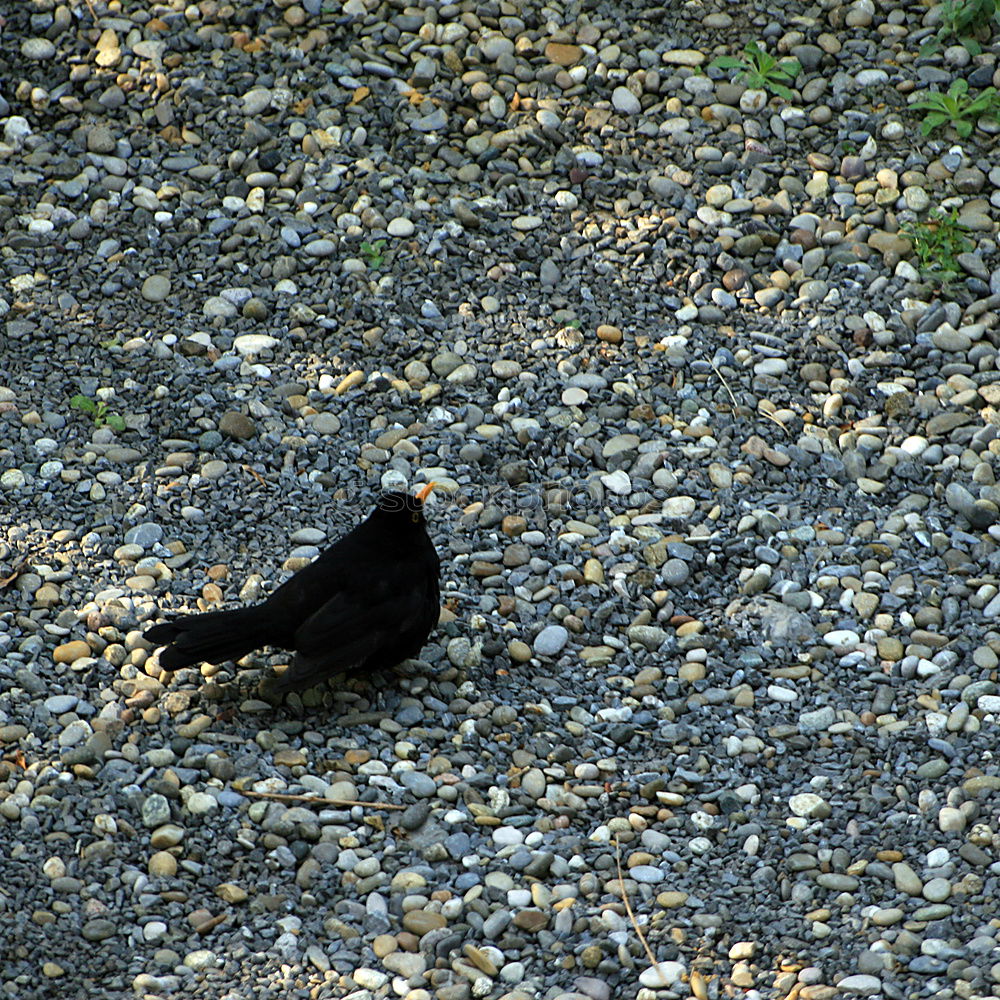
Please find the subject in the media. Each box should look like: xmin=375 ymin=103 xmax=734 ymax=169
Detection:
xmin=147 ymin=608 xmax=265 ymax=671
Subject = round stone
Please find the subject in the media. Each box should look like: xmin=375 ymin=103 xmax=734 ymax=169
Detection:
xmin=533 ymin=625 xmax=569 ymax=657
xmin=148 ymin=851 xmax=177 ymax=877
xmin=53 ymin=641 xmax=91 ymax=664
xmin=141 ymin=274 xmax=171 ymax=302
xmin=387 ymin=217 xmax=414 ymax=237
xmin=22 ymin=38 xmax=57 ymax=59
xmin=612 ymin=86 xmax=641 ymax=115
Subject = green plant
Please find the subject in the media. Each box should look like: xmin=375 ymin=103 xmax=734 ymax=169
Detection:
xmin=921 ymin=0 xmax=999 ymax=56
xmin=70 ymin=394 xmax=126 ymax=432
xmin=912 ymin=79 xmax=1000 ymax=136
xmin=709 ymin=42 xmax=801 ymax=100
xmin=359 ymin=239 xmax=387 ymax=270
xmin=900 ymin=207 xmax=973 ymax=288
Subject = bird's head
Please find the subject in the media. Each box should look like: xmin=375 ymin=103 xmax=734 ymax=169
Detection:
xmin=373 ymin=482 xmax=436 ymax=529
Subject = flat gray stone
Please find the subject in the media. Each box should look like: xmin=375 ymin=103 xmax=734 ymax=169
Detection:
xmin=534 ymin=625 xmax=569 ymax=657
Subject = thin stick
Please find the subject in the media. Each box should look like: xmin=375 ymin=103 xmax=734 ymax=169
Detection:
xmin=614 ymin=836 xmax=661 ymax=976
xmin=759 ymin=407 xmax=788 ymax=431
xmin=241 ymin=789 xmax=407 ymax=811
xmin=711 ymin=362 xmax=739 ymax=413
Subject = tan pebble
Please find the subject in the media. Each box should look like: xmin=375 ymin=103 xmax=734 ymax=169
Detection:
xmin=177 ymin=715 xmax=213 ymax=739
xmin=207 ymin=564 xmax=229 ymax=581
xmin=545 ymin=42 xmax=582 ymax=66
xmin=508 ymin=640 xmax=532 ymax=663
xmin=215 ymin=883 xmax=248 ymax=903
xmin=54 ymin=640 xmax=90 ymax=664
xmin=678 ymin=661 xmax=705 ymax=682
xmin=148 ymin=851 xmax=177 ymax=877
xmin=596 ymin=323 xmax=622 ymax=343
xmin=187 ymin=908 xmax=213 ymax=929
xmin=497 ymin=595 xmax=517 ymax=617
xmin=336 ymin=370 xmax=364 ymax=394
xmin=202 ymin=583 xmax=223 ymax=603
xmin=464 ymin=943 xmax=499 ymax=976
xmin=402 ymin=910 xmax=446 ymax=935
xmin=511 ymin=908 xmax=548 ymax=931
xmin=657 ymin=890 xmax=688 ymax=908
xmin=34 ymin=583 xmax=60 ymax=608
xmin=390 ymin=870 xmax=426 ymax=891
xmin=150 ymin=823 xmax=185 ymax=849
xmin=691 ymin=969 xmax=708 ymax=1000
xmin=372 ymin=934 xmax=397 ymax=958
xmin=502 ymin=515 xmax=527 ymax=537
xmin=583 ymin=558 xmax=604 ymax=584
xmin=395 ymin=931 xmax=421 ymax=951
xmin=675 ymin=620 xmax=704 ymax=637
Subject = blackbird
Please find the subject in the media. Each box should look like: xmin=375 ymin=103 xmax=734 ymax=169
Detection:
xmin=144 ymin=484 xmax=440 ymax=692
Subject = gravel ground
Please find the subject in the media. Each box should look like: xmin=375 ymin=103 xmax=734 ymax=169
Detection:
xmin=3 ymin=1 xmax=1000 ymax=998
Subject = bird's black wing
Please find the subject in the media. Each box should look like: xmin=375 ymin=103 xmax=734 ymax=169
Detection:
xmin=274 ymin=580 xmax=431 ymax=692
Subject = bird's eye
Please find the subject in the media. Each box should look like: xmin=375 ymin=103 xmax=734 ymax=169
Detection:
xmin=412 ymin=512 xmax=420 ymax=523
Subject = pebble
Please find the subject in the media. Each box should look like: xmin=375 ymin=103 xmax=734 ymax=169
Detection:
xmin=612 ymin=87 xmax=641 ymax=116
xmin=838 ymin=975 xmax=883 ymax=995
xmin=22 ymin=38 xmax=56 ymax=60
xmin=387 ymin=217 xmax=414 ymax=238
xmin=140 ymin=274 xmax=171 ymax=302
xmin=533 ymin=626 xmax=569 ymax=657
xmin=639 ymin=963 xmax=685 ymax=988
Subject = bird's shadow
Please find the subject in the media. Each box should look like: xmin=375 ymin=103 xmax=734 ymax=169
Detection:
xmin=171 ymin=656 xmax=445 ymax=723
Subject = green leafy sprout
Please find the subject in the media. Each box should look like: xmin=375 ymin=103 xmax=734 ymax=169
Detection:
xmin=900 ymin=207 xmax=973 ymax=289
xmin=359 ymin=239 xmax=387 ymax=270
xmin=70 ymin=394 xmax=126 ymax=432
xmin=709 ymin=42 xmax=801 ymax=101
xmin=911 ymin=79 xmax=1000 ymax=137
xmin=920 ymin=0 xmax=999 ymax=57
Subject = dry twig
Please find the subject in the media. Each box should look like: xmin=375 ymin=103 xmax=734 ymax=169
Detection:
xmin=711 ymin=362 xmax=740 ymax=413
xmin=614 ymin=835 xmax=665 ymax=982
xmin=759 ymin=406 xmax=789 ymax=431
xmin=241 ymin=464 xmax=271 ymax=488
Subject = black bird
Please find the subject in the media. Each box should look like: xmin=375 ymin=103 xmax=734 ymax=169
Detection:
xmin=144 ymin=484 xmax=440 ymax=693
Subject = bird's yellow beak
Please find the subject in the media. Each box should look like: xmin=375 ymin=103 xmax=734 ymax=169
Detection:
xmin=415 ymin=481 xmax=437 ymax=503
